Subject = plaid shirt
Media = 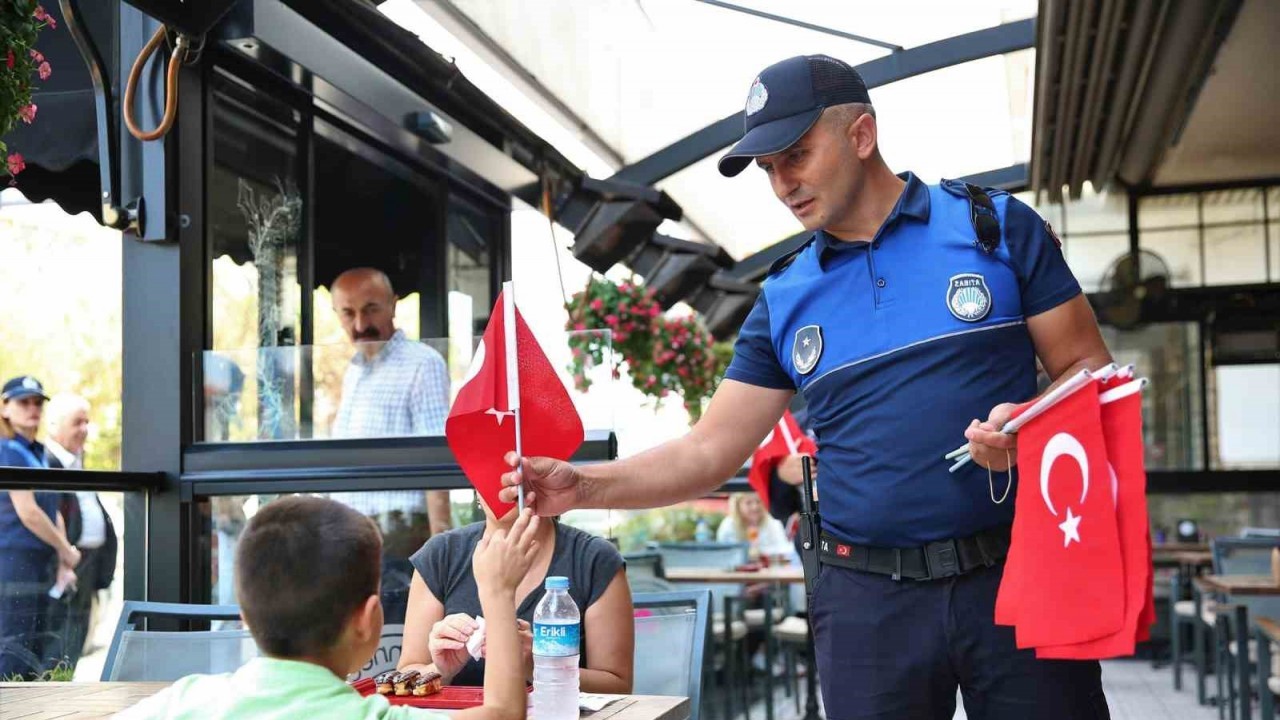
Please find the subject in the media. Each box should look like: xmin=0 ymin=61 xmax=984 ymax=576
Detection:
xmin=332 ymin=329 xmax=449 ymax=439
xmin=330 ymin=330 xmax=449 ymax=518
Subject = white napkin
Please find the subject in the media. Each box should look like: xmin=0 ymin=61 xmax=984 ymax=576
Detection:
xmin=466 ymin=616 xmax=487 ymax=660
xmin=579 ymin=694 xmax=621 ymax=712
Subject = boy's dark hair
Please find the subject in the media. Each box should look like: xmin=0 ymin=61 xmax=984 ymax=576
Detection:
xmin=235 ymin=495 xmax=382 ymax=658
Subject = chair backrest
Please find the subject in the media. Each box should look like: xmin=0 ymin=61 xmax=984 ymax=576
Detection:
xmin=624 ymin=552 xmax=667 ymax=581
xmin=1211 ymin=537 xmax=1279 ymax=576
xmin=103 ymin=601 xmax=254 ymax=681
xmin=632 ymin=590 xmax=711 ymax=720
xmin=1242 ymin=528 xmax=1280 ymax=539
xmin=654 ymin=542 xmax=749 ymax=607
xmin=654 ymin=542 xmax=749 ymax=569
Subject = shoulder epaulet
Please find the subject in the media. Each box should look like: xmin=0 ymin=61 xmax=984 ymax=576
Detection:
xmin=939 ymin=179 xmax=1002 ymax=255
xmin=766 ymin=235 xmax=817 ymax=277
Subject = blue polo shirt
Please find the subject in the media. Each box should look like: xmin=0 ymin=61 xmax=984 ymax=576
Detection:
xmin=725 ymin=172 xmax=1081 ymax=547
xmin=0 ymin=435 xmax=58 ymax=552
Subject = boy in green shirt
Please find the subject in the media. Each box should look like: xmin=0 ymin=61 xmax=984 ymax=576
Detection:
xmin=118 ymin=496 xmax=540 ymax=720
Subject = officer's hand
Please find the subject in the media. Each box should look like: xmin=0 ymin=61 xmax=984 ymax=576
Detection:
xmin=964 ymin=403 xmax=1019 ymax=472
xmin=498 ymin=453 xmax=583 ymax=516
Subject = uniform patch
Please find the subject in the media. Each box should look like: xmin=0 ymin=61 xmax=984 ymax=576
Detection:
xmin=946 ymin=273 xmax=992 ymax=322
xmin=1045 ymin=220 xmax=1062 ymax=249
xmin=792 ymin=325 xmax=823 ymax=375
xmin=745 ymin=77 xmax=769 ymax=117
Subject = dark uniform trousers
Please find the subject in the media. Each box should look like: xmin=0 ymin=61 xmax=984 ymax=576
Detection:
xmin=811 ymin=560 xmax=1111 ymax=720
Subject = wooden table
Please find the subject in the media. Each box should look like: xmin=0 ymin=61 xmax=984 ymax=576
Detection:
xmin=0 ymin=683 xmax=690 ymax=720
xmin=1200 ymin=574 xmax=1280 ymax=595
xmin=1195 ymin=575 xmax=1280 ymax=720
xmin=663 ymin=565 xmax=806 ymax=585
xmin=1171 ymin=551 xmax=1214 ymax=568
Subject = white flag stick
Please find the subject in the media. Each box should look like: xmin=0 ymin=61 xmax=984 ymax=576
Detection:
xmin=1099 ymin=377 xmax=1147 ymax=404
xmin=944 ymin=368 xmax=1095 ymax=472
xmin=1095 ymin=363 xmax=1120 ymax=381
xmin=503 ymin=281 xmax=524 ymax=511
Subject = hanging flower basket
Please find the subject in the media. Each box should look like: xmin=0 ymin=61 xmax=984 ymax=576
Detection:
xmin=1 ymin=3 xmax=56 ymax=182
xmin=566 ymin=275 xmax=731 ymax=422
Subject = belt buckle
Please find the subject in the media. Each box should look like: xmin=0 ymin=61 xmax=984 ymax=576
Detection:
xmin=924 ymin=539 xmax=960 ymax=579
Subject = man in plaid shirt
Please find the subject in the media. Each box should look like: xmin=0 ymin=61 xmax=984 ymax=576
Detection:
xmin=329 ymin=268 xmax=452 ymax=536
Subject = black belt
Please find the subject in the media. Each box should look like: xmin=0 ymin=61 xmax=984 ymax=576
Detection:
xmin=819 ymin=525 xmax=1011 ymax=582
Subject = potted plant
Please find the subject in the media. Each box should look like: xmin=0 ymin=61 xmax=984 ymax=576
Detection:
xmin=1 ymin=2 xmax=56 ymax=181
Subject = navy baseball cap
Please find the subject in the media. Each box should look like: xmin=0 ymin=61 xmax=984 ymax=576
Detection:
xmin=719 ymin=55 xmax=872 ymax=177
xmin=2 ymin=376 xmax=49 ymax=402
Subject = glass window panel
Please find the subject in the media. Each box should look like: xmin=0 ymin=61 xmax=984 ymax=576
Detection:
xmin=1140 ymin=228 xmax=1202 ymax=288
xmin=1 ymin=490 xmax=129 ymax=680
xmin=1202 ymin=189 xmax=1265 ymax=225
xmin=1270 ymin=222 xmax=1279 ymax=283
xmin=1149 ymin=493 xmax=1280 ymax=545
xmin=1061 ymin=186 xmax=1128 ymax=235
xmin=1138 ymin=194 xmax=1199 ymax=230
xmin=1211 ymin=364 xmax=1280 ymax=470
xmin=1064 ymin=233 xmax=1127 ymax=293
xmin=210 ymin=76 xmax=303 ymax=354
xmin=1204 ymin=224 xmax=1268 ymax=286
xmin=209 ymin=76 xmax=304 ymax=442
xmin=197 ymin=330 xmax=615 ymax=442
xmin=1100 ymin=324 xmax=1204 ymax=470
xmin=447 ymin=195 xmax=498 ymax=336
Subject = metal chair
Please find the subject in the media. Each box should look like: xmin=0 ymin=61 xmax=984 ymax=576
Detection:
xmin=633 ymin=591 xmax=711 ymax=720
xmin=102 ymin=601 xmax=253 ymax=681
xmin=1206 ymin=538 xmax=1280 ymax=716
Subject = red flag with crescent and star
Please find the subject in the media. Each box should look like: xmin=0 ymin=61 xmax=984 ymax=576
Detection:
xmin=1034 ymin=379 xmax=1151 ymax=658
xmin=747 ymin=410 xmax=816 ymax=511
xmin=998 ymin=379 xmax=1126 ymax=649
xmin=445 ymin=290 xmax=584 ymax=517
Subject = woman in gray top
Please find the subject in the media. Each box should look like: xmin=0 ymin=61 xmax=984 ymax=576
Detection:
xmin=397 ymin=498 xmax=634 ymax=692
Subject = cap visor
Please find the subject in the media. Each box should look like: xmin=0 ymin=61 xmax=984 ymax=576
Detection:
xmin=2 ymin=390 xmax=48 ymax=402
xmin=717 ymin=107 xmax=824 ymax=177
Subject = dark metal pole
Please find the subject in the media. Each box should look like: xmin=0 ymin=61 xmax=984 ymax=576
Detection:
xmin=694 ymin=0 xmax=903 ymax=52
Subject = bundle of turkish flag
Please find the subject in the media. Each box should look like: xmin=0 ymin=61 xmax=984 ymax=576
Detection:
xmin=994 ymin=370 xmax=1154 ymax=659
xmin=747 ymin=410 xmax=816 ymax=511
xmin=445 ymin=286 xmax=584 ymax=516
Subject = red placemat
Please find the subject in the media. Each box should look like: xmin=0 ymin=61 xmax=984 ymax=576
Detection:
xmin=351 ymin=677 xmax=532 ymax=709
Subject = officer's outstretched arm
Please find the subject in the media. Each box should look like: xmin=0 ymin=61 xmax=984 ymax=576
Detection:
xmin=575 ymin=379 xmax=794 ymax=510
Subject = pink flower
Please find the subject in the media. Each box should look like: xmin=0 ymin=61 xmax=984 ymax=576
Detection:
xmin=29 ymin=49 xmax=44 ymax=64
xmin=646 ymin=375 xmax=657 ymax=386
xmin=590 ymin=298 xmax=603 ymax=312
xmin=678 ymin=367 xmax=689 ymax=378
xmin=18 ymin=104 xmax=37 ymax=124
xmin=572 ymin=322 xmax=586 ymax=331
xmin=6 ymin=153 xmax=26 ymax=176
xmin=34 ymin=6 xmax=56 ymax=29
xmin=38 ymin=61 xmax=52 ymax=80
xmin=649 ymin=305 xmax=660 ymax=317
xmin=604 ymin=314 xmax=619 ymax=327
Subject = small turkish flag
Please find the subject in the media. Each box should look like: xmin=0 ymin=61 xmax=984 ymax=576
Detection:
xmin=999 ymin=379 xmax=1126 ymax=649
xmin=446 ymin=286 xmax=584 ymax=517
xmin=1035 ymin=379 xmax=1150 ymax=659
xmin=748 ymin=411 xmax=815 ymax=511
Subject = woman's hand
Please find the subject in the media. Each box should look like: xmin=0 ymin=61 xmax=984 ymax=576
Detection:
xmin=428 ymin=613 xmax=480 ymax=680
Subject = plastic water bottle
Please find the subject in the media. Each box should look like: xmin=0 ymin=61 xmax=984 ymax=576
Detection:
xmin=533 ymin=576 xmax=580 ymax=720
xmin=695 ymin=518 xmax=712 ymax=543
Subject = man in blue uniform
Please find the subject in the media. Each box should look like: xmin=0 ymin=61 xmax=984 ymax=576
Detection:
xmin=500 ymin=56 xmax=1114 ymax=719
